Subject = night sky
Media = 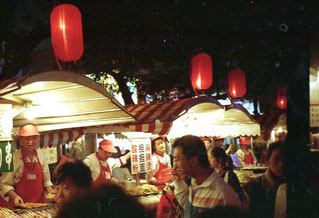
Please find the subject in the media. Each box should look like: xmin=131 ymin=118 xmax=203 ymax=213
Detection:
xmin=0 ymin=0 xmax=317 ymax=110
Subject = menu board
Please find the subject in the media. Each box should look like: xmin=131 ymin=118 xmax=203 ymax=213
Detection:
xmin=130 ymin=138 xmax=152 ymax=175
xmin=42 ymin=147 xmax=58 ymax=164
xmin=0 ymin=141 xmax=13 ymax=172
xmin=310 ymin=82 xmax=319 ymax=127
xmin=0 ymin=104 xmax=12 ymax=141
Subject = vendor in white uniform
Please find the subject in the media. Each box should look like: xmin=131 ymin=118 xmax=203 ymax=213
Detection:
xmin=0 ymin=123 xmax=53 ymax=207
xmin=84 ymin=140 xmax=130 ymax=186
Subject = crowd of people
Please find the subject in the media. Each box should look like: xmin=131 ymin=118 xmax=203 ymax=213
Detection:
xmin=0 ymin=123 xmax=289 ymax=218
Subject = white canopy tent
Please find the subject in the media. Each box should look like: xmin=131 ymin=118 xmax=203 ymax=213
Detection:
xmin=167 ymin=102 xmax=260 ymax=139
xmin=0 ymin=71 xmax=135 ymax=146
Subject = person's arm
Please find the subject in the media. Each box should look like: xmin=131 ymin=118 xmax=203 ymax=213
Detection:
xmin=38 ymin=150 xmax=53 ymax=189
xmin=225 ymin=144 xmax=233 ymax=155
xmin=227 ymin=171 xmax=245 ymax=201
xmin=123 ymin=152 xmax=130 ymax=162
xmin=0 ymin=152 xmax=23 ymax=205
xmin=7 ymin=190 xmax=24 ymax=206
xmin=274 ymin=183 xmax=287 ymax=218
xmin=172 ymin=168 xmax=188 ymax=209
xmin=235 ymin=150 xmax=244 ymax=167
xmin=167 ymin=154 xmax=172 ymax=168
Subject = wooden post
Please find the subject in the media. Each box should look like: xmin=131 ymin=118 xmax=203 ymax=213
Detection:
xmin=136 ymin=173 xmax=140 ymax=186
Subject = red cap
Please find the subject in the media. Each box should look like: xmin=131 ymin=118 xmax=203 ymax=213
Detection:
xmin=213 ymin=136 xmax=225 ymax=141
xmin=201 ymin=136 xmax=211 ymax=142
xmin=240 ymin=137 xmax=250 ymax=145
xmin=151 ymin=135 xmax=165 ymax=144
xmin=19 ymin=124 xmax=40 ymax=137
xmin=99 ymin=140 xmax=117 ymax=153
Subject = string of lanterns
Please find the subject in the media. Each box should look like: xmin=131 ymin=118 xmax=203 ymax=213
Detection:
xmin=190 ymin=52 xmax=287 ymax=110
xmin=49 ymin=3 xmax=287 ymax=111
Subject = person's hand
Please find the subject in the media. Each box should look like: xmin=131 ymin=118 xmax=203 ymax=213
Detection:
xmin=172 ymin=168 xmax=185 ymax=182
xmin=45 ymin=186 xmax=55 ymax=194
xmin=13 ymin=195 xmax=24 ymax=206
xmin=226 ymin=144 xmax=233 ymax=155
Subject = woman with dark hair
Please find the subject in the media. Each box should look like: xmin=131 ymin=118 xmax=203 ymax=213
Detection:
xmin=249 ymin=141 xmax=285 ymax=218
xmin=55 ymin=184 xmax=151 ymax=218
xmin=208 ymin=147 xmax=246 ymax=203
xmin=53 ymin=159 xmax=93 ymax=205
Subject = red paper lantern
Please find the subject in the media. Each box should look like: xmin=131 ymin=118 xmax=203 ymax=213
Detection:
xmin=191 ymin=53 xmax=213 ymax=90
xmin=277 ymin=87 xmax=287 ymax=110
xmin=228 ymin=69 xmax=246 ymax=98
xmin=50 ymin=4 xmax=84 ymax=62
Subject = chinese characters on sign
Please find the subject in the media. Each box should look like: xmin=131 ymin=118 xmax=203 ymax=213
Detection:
xmin=0 ymin=141 xmax=13 ymax=172
xmin=130 ymin=138 xmax=152 ymax=175
xmin=0 ymin=104 xmax=13 ymax=141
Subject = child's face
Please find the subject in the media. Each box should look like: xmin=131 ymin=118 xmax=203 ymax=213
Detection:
xmin=154 ymin=139 xmax=166 ymax=154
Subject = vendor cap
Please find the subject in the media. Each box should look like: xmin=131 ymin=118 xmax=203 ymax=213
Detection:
xmin=201 ymin=136 xmax=211 ymax=142
xmin=213 ymin=136 xmax=225 ymax=141
xmin=240 ymin=137 xmax=250 ymax=145
xmin=19 ymin=124 xmax=40 ymax=137
xmin=151 ymin=135 xmax=165 ymax=144
xmin=99 ymin=140 xmax=117 ymax=153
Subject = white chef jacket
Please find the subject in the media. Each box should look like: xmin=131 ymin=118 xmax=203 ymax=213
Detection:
xmin=0 ymin=149 xmax=52 ymax=200
xmin=83 ymin=153 xmax=127 ymax=181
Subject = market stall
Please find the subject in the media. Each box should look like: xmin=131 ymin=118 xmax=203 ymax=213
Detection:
xmin=0 ymin=70 xmax=135 ymax=133
xmin=0 ymin=71 xmax=136 ymax=215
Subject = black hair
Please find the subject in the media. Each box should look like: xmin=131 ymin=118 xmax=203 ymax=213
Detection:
xmin=53 ymin=159 xmax=93 ymax=189
xmin=210 ymin=147 xmax=234 ymax=170
xmin=266 ymin=141 xmax=283 ymax=160
xmin=172 ymin=135 xmax=210 ymax=169
xmin=55 ymin=184 xmax=150 ymax=218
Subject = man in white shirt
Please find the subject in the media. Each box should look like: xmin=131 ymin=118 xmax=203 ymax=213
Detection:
xmin=172 ymin=135 xmax=242 ymax=218
xmin=84 ymin=140 xmax=130 ymax=186
xmin=0 ymin=123 xmax=53 ymax=207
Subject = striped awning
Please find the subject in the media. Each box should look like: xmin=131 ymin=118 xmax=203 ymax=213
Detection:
xmin=39 ymin=129 xmax=85 ymax=148
xmin=15 ymin=129 xmax=85 ymax=149
xmin=123 ymin=96 xmax=222 ymax=135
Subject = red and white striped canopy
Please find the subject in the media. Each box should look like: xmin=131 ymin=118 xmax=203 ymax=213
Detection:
xmin=15 ymin=129 xmax=85 ymax=149
xmin=123 ymin=96 xmax=222 ymax=135
xmin=39 ymin=129 xmax=85 ymax=148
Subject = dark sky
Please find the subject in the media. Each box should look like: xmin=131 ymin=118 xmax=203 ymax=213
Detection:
xmin=0 ymin=0 xmax=317 ymax=110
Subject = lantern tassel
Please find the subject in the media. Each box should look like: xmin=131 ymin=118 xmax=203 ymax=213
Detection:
xmin=55 ymin=55 xmax=63 ymax=71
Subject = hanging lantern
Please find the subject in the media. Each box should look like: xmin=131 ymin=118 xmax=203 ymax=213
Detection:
xmin=228 ymin=69 xmax=246 ymax=98
xmin=277 ymin=87 xmax=287 ymax=110
xmin=191 ymin=53 xmax=213 ymax=91
xmin=50 ymin=4 xmax=84 ymax=62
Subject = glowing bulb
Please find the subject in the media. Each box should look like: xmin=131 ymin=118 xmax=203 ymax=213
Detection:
xmin=278 ymin=127 xmax=283 ymax=133
xmin=196 ymin=76 xmax=201 ymax=89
